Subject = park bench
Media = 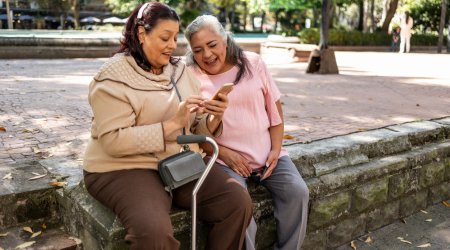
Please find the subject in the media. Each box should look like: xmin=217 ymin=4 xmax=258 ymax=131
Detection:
xmin=261 ymin=42 xmax=318 ymax=62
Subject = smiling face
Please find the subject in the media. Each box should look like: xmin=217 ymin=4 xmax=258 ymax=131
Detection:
xmin=189 ymin=27 xmax=233 ymax=75
xmin=138 ymin=19 xmax=179 ymax=72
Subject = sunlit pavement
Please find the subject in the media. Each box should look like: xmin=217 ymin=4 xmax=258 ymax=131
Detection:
xmin=1 ymin=51 xmax=449 ymax=164
xmin=0 ymin=50 xmax=449 ymax=249
xmin=262 ymin=50 xmax=450 ymax=145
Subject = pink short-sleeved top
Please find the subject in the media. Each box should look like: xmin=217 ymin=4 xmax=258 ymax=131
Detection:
xmin=189 ymin=51 xmax=288 ymax=170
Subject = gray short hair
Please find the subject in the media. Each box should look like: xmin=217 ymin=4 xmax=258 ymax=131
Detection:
xmin=184 ymin=15 xmax=251 ymax=83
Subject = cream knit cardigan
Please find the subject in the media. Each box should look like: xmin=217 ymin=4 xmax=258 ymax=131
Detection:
xmin=83 ymin=53 xmax=220 ymax=173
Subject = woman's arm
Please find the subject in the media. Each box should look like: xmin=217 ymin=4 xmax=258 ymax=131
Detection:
xmin=91 ymin=83 xmax=202 ymax=157
xmin=262 ymin=100 xmax=284 ymax=179
xmin=201 ymin=143 xmax=252 ymax=177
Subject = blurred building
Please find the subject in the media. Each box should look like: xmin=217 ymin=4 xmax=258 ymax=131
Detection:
xmin=0 ymin=0 xmax=112 ymax=29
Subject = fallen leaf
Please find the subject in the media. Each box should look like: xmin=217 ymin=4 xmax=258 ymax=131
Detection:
xmin=49 ymin=181 xmax=67 ymax=187
xmin=68 ymin=236 xmax=82 ymax=245
xmin=364 ymin=236 xmax=372 ymax=244
xmin=357 ymin=128 xmax=367 ymax=132
xmin=350 ymin=240 xmax=357 ymax=250
xmin=28 ymin=174 xmax=47 ymax=181
xmin=2 ymin=173 xmax=12 ymax=180
xmin=397 ymin=237 xmax=412 ymax=244
xmin=425 ymin=219 xmax=432 ymax=222
xmin=0 ymin=232 xmax=8 ymax=237
xmin=443 ymin=201 xmax=450 ymax=207
xmin=23 ymin=227 xmax=33 ymax=234
xmin=15 ymin=241 xmax=36 ymax=249
xmin=32 ymin=147 xmax=41 ymax=154
xmin=30 ymin=231 xmax=41 ymax=238
xmin=420 ymin=210 xmax=428 ymax=214
xmin=283 ymin=135 xmax=294 ymax=139
xmin=0 ymin=127 xmax=5 ymax=132
xmin=417 ymin=243 xmax=431 ymax=248
xmin=41 ymin=223 xmax=47 ymax=230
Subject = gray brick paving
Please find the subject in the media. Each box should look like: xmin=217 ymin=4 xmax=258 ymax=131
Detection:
xmin=0 ymin=51 xmax=449 ymax=249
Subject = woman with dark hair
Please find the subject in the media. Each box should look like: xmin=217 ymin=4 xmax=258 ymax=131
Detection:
xmin=185 ymin=15 xmax=309 ymax=250
xmin=83 ymin=3 xmax=252 ymax=249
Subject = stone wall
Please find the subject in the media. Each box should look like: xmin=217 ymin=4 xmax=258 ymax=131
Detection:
xmin=298 ymin=118 xmax=450 ymax=249
xmin=44 ymin=117 xmax=450 ymax=249
xmin=0 ymin=37 xmax=260 ymax=58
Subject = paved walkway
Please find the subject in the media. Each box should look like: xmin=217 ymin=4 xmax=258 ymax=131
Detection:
xmin=1 ymin=51 xmax=449 ymax=249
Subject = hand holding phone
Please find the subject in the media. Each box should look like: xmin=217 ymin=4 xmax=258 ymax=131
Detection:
xmin=211 ymin=83 xmax=234 ymax=101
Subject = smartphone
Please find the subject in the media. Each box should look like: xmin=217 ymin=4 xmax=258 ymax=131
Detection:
xmin=211 ymin=83 xmax=234 ymax=100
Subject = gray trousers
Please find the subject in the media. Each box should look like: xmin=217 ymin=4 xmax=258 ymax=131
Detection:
xmin=219 ymin=156 xmax=309 ymax=250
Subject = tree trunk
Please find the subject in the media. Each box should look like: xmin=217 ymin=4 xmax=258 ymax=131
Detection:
xmin=437 ymin=0 xmax=448 ymax=53
xmin=6 ymin=0 xmax=13 ymax=29
xmin=260 ymin=11 xmax=266 ymax=32
xmin=71 ymin=0 xmax=80 ymax=29
xmin=320 ymin=0 xmax=333 ymax=49
xmin=274 ymin=10 xmax=279 ymax=33
xmin=307 ymin=0 xmax=339 ymax=74
xmin=381 ymin=0 xmax=399 ymax=33
xmin=358 ymin=0 xmax=364 ymax=31
xmin=370 ymin=0 xmax=375 ymax=31
xmin=251 ymin=14 xmax=255 ymax=30
xmin=242 ymin=1 xmax=247 ymax=32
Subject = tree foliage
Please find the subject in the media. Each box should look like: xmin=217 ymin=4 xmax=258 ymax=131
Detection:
xmin=407 ymin=0 xmax=449 ymax=33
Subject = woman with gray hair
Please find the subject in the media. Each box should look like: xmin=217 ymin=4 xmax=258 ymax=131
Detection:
xmin=185 ymin=15 xmax=309 ymax=250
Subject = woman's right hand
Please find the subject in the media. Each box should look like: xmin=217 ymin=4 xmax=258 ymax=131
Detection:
xmin=164 ymin=96 xmax=204 ymax=136
xmin=172 ymin=96 xmax=205 ymax=128
xmin=220 ymin=146 xmax=252 ymax=177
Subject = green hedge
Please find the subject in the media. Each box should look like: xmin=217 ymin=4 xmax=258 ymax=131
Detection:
xmin=298 ymin=28 xmax=440 ymax=46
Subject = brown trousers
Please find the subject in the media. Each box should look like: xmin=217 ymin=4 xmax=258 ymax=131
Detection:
xmin=84 ymin=164 xmax=252 ymax=250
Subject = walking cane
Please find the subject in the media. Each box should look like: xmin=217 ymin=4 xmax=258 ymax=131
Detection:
xmin=176 ymin=135 xmax=219 ymax=250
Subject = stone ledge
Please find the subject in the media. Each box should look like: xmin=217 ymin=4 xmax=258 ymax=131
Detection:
xmin=13 ymin=117 xmax=448 ymax=249
xmin=287 ymin=119 xmax=450 ymax=179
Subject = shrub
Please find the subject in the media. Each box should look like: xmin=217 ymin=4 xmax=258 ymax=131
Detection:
xmin=298 ymin=29 xmax=439 ymax=46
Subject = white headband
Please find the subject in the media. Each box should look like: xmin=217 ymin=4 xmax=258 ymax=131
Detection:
xmin=137 ymin=3 xmax=149 ymax=19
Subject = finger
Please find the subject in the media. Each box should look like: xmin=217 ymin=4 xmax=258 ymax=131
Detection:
xmin=261 ymin=167 xmax=273 ymax=180
xmin=204 ymin=99 xmax=228 ymax=107
xmin=204 ymin=105 xmax=226 ymax=115
xmin=185 ymin=97 xmax=204 ymax=105
xmin=262 ymin=161 xmax=277 ymax=180
xmin=187 ymin=95 xmax=205 ymax=101
xmin=189 ymin=106 xmax=199 ymax=113
xmin=231 ymin=165 xmax=243 ymax=177
xmin=241 ymin=165 xmax=250 ymax=177
xmin=216 ymin=93 xmax=229 ymax=103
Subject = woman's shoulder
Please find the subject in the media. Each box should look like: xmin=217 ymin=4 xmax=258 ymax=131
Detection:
xmin=95 ymin=53 xmax=128 ymax=78
xmin=243 ymin=51 xmax=265 ymax=72
xmin=243 ymin=51 xmax=263 ymax=64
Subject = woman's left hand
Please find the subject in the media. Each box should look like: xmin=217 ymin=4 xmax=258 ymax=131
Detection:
xmin=261 ymin=149 xmax=280 ymax=180
xmin=202 ymin=93 xmax=228 ymax=119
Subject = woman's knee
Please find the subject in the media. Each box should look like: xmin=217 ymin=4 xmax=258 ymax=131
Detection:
xmin=125 ymin=218 xmax=179 ymax=250
xmin=290 ymin=178 xmax=310 ymax=203
xmin=227 ymin=184 xmax=253 ymax=215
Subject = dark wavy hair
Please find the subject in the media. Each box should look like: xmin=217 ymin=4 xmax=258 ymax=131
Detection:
xmin=117 ymin=2 xmax=180 ymax=71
